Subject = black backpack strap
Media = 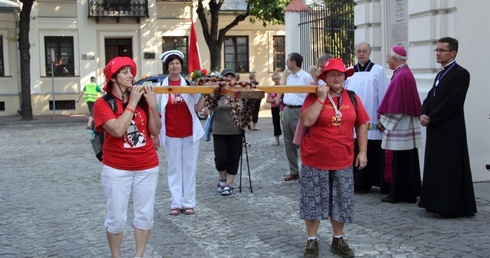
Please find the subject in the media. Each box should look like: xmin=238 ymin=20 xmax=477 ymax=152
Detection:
xmin=346 ymin=89 xmax=357 ymax=109
xmin=91 ymin=93 xmax=116 ymax=131
xmin=102 ymin=93 xmax=117 ymax=113
xmin=103 ymin=92 xmax=145 ymax=114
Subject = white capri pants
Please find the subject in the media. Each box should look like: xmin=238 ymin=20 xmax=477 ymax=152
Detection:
xmin=101 ymin=165 xmax=159 ymax=234
xmin=164 ymin=135 xmax=200 ymax=209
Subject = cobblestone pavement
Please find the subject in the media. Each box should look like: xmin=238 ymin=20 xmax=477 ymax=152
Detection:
xmin=1 ymin=111 xmax=490 ymax=258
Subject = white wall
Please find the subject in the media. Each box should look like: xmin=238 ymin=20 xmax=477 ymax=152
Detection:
xmin=355 ymin=0 xmax=490 ymax=181
xmin=454 ymin=0 xmax=490 ymax=181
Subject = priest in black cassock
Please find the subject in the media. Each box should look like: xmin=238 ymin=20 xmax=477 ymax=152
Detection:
xmin=418 ymin=37 xmax=477 ymax=218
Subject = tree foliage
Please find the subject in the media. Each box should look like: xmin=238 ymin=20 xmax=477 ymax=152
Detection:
xmin=195 ymin=0 xmax=289 ymax=71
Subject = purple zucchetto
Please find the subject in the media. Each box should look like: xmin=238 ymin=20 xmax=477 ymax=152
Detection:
xmin=392 ymin=45 xmax=407 ymax=57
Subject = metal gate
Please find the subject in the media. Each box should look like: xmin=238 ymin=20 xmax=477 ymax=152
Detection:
xmin=299 ymin=0 xmax=355 ymax=68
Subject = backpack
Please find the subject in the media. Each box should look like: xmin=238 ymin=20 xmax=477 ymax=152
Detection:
xmin=346 ymin=89 xmax=357 ymax=109
xmin=90 ymin=94 xmax=117 ymax=162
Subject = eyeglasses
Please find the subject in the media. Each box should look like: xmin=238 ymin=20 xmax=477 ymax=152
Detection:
xmin=433 ymin=49 xmax=452 ymax=53
xmin=355 ymin=50 xmax=369 ymax=54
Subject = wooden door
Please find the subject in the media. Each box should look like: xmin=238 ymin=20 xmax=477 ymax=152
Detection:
xmin=104 ymin=38 xmax=133 ymax=64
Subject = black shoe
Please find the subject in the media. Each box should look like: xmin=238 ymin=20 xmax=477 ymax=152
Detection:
xmin=354 ymin=186 xmax=372 ymax=194
xmin=379 ymin=182 xmax=391 ymax=194
xmin=358 ymin=188 xmax=372 ymax=194
xmin=284 ymin=174 xmax=299 ymax=181
xmin=381 ymin=196 xmax=396 ymax=203
xmin=426 ymin=210 xmax=464 ymax=219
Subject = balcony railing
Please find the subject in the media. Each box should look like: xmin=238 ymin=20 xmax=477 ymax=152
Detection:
xmin=88 ymin=0 xmax=149 ymax=23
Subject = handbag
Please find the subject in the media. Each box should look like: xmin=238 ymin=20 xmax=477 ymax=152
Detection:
xmin=292 ymin=121 xmax=308 ymax=145
xmin=204 ymin=111 xmax=214 ymax=142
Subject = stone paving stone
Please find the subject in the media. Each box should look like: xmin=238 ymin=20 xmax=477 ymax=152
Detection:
xmin=1 ymin=111 xmax=490 ymax=257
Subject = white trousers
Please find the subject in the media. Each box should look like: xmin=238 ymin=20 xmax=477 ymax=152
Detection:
xmin=164 ymin=135 xmax=200 ymax=209
xmin=101 ymin=165 xmax=159 ymax=234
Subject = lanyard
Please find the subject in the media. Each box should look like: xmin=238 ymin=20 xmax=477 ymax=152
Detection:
xmin=327 ymin=90 xmax=342 ymax=126
xmin=434 ymin=62 xmax=456 ymax=96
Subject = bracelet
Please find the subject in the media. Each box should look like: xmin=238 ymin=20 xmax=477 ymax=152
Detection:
xmin=316 ymin=98 xmax=325 ymax=105
xmin=125 ymin=107 xmax=136 ymax=114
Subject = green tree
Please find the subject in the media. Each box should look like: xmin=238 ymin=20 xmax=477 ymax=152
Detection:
xmin=19 ymin=0 xmax=36 ymax=120
xmin=195 ymin=0 xmax=288 ymax=72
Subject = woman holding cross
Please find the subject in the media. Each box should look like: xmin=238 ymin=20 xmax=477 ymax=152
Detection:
xmin=299 ymin=58 xmax=369 ymax=258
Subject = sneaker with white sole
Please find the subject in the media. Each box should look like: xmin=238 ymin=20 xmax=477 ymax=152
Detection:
xmin=217 ymin=179 xmax=226 ymax=193
xmin=221 ymin=185 xmax=234 ymax=196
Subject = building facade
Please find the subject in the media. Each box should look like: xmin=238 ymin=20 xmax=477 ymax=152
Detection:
xmin=353 ymin=0 xmax=490 ymax=181
xmin=0 ymin=0 xmax=285 ymax=116
xmin=2 ymin=0 xmax=488 ymax=181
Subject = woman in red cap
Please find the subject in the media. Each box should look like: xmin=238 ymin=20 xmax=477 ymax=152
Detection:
xmin=298 ymin=58 xmax=370 ymax=258
xmin=93 ymin=56 xmax=161 ymax=258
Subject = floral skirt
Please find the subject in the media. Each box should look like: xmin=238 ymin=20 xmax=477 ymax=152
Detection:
xmin=299 ymin=164 xmax=354 ymax=222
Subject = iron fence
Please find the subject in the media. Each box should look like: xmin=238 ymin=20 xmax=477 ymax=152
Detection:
xmin=299 ymin=0 xmax=355 ymax=68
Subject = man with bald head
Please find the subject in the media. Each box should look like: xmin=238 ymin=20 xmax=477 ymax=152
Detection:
xmin=377 ymin=45 xmax=422 ymax=203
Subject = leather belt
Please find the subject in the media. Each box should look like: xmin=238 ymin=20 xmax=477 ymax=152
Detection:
xmin=286 ymin=105 xmax=302 ymax=109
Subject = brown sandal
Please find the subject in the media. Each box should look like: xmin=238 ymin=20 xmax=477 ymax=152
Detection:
xmin=169 ymin=208 xmax=181 ymax=215
xmin=183 ymin=207 xmax=195 ymax=215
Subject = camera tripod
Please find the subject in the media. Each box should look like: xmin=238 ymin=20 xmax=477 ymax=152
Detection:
xmin=238 ymin=130 xmax=253 ymax=193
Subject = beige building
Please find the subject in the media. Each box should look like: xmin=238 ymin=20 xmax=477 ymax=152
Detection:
xmin=0 ymin=0 xmax=285 ymax=116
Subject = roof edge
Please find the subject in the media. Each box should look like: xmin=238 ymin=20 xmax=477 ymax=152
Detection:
xmin=284 ymin=0 xmax=310 ymax=12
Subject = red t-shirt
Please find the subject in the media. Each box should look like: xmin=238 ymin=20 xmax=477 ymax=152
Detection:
xmin=165 ymin=79 xmax=193 ymax=137
xmin=300 ymin=92 xmax=370 ymax=170
xmin=93 ymin=96 xmax=159 ymax=170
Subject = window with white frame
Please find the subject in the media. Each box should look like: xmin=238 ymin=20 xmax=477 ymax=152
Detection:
xmin=45 ymin=36 xmax=75 ymax=77
xmin=224 ymin=36 xmax=249 ymax=73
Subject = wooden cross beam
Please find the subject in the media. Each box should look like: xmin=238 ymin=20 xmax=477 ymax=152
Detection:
xmin=152 ymin=85 xmax=317 ymax=99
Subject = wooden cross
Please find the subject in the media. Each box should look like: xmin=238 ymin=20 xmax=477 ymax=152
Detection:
xmin=152 ymin=85 xmax=317 ymax=99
